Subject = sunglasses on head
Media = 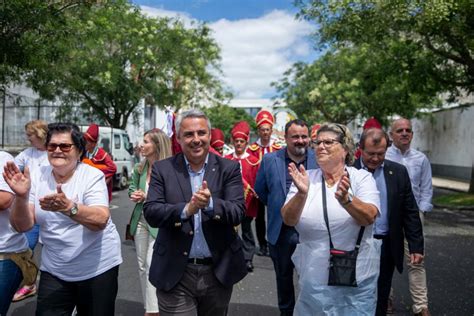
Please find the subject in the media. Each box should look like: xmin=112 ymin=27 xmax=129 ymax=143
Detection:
xmin=47 ymin=143 xmax=75 ymax=152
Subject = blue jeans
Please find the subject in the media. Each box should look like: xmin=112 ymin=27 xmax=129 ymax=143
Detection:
xmin=26 ymin=224 xmax=40 ymax=250
xmin=0 ymin=259 xmax=23 ymax=316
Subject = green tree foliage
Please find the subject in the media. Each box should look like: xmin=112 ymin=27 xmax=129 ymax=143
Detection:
xmin=8 ymin=1 xmax=228 ymax=129
xmin=295 ymin=0 xmax=474 ymax=96
xmin=201 ymin=105 xmax=255 ymax=142
xmin=0 ymin=1 xmax=100 ymax=84
xmin=273 ymin=45 xmax=442 ymax=125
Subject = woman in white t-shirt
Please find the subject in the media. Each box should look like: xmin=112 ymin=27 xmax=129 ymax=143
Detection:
xmin=4 ymin=123 xmax=122 ymax=316
xmin=281 ymin=123 xmax=381 ymax=315
xmin=12 ymin=119 xmax=49 ymax=302
xmin=0 ymin=151 xmax=30 ymax=315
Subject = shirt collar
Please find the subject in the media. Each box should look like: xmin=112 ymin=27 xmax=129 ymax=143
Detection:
xmin=256 ymin=138 xmax=274 ymax=148
xmin=233 ymin=151 xmax=249 ymax=159
xmin=360 ymin=158 xmax=384 ymax=173
xmin=184 ymin=153 xmax=209 ymax=174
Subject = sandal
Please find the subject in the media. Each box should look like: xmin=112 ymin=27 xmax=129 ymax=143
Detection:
xmin=12 ymin=284 xmax=37 ymax=302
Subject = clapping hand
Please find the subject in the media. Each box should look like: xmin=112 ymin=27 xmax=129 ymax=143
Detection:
xmin=335 ymin=170 xmax=351 ymax=204
xmin=130 ymin=189 xmax=146 ymax=203
xmin=39 ymin=184 xmax=73 ymax=212
xmin=187 ymin=181 xmax=211 ymax=216
xmin=3 ymin=161 xmax=31 ymax=197
xmin=288 ymin=163 xmax=309 ymax=195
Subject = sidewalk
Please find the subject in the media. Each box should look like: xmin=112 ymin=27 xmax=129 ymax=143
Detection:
xmin=432 ymin=176 xmax=470 ymax=192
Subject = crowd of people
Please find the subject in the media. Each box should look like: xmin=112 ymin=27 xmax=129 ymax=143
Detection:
xmin=0 ymin=110 xmax=433 ymax=316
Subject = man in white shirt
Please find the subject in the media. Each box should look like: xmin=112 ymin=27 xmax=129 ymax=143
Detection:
xmin=386 ymin=118 xmax=432 ymax=316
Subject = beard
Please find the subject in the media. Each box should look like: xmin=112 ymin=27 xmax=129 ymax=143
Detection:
xmin=292 ymin=146 xmax=306 ymax=157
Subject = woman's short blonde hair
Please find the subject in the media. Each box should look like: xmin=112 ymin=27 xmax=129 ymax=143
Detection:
xmin=316 ymin=123 xmax=355 ymax=165
xmin=137 ymin=128 xmax=172 ymax=174
xmin=25 ymin=120 xmax=48 ymax=143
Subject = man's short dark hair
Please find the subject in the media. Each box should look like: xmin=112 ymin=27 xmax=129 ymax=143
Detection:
xmin=284 ymin=119 xmax=308 ymax=135
xmin=360 ymin=128 xmax=390 ymax=150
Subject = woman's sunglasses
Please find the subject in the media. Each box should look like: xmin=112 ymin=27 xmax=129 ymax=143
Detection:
xmin=46 ymin=143 xmax=75 ymax=152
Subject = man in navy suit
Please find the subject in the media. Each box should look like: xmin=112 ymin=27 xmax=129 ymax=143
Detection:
xmin=143 ymin=109 xmax=247 ymax=316
xmin=354 ymin=127 xmax=424 ymax=316
xmin=254 ymin=119 xmax=318 ymax=316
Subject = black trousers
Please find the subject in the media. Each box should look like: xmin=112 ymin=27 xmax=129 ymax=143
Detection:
xmin=268 ymin=224 xmax=298 ymax=315
xmin=241 ymin=215 xmax=256 ymax=261
xmin=255 ymin=201 xmax=267 ymax=248
xmin=376 ymin=237 xmax=396 ymax=316
xmin=36 ymin=265 xmax=119 ymax=316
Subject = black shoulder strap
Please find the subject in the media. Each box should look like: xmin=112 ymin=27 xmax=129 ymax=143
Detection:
xmin=322 ymin=173 xmax=365 ymax=251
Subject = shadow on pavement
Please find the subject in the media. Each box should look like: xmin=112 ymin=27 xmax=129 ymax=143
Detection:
xmin=228 ymin=303 xmax=279 ymax=315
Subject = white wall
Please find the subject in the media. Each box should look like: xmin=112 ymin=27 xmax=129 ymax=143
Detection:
xmin=411 ymin=105 xmax=474 ymax=180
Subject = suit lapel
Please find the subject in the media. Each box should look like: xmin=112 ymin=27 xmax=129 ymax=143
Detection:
xmin=383 ymin=162 xmax=396 ymax=219
xmin=174 ymin=154 xmax=193 ymax=201
xmin=275 ymin=150 xmax=286 ymax=194
xmin=203 ymin=153 xmax=218 ymax=191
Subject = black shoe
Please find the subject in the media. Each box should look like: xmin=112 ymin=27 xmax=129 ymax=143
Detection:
xmin=257 ymin=245 xmax=269 ymax=257
xmin=246 ymin=261 xmax=254 ymax=272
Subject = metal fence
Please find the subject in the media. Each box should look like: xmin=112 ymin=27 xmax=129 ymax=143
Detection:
xmin=1 ymin=88 xmax=97 ymax=147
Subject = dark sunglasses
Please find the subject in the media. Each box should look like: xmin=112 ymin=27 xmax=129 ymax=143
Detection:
xmin=47 ymin=143 xmax=75 ymax=152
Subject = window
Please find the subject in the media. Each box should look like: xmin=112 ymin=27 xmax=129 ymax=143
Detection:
xmin=114 ymin=134 xmax=121 ymax=149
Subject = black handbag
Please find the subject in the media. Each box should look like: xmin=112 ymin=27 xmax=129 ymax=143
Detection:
xmin=322 ymin=174 xmax=365 ymax=287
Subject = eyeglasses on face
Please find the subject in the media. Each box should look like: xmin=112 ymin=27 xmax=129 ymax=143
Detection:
xmin=311 ymin=139 xmax=341 ymax=147
xmin=47 ymin=143 xmax=75 ymax=152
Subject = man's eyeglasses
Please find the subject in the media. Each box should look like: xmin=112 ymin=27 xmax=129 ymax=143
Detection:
xmin=47 ymin=143 xmax=75 ymax=152
xmin=311 ymin=139 xmax=340 ymax=147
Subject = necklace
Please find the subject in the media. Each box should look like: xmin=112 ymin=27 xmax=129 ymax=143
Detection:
xmin=325 ymin=180 xmax=336 ymax=188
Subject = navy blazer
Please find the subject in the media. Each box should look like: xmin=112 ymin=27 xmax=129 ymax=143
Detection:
xmin=254 ymin=148 xmax=318 ymax=245
xmin=143 ymin=152 xmax=247 ymax=291
xmin=354 ymin=158 xmax=424 ymax=272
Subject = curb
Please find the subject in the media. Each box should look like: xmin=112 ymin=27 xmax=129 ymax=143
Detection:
xmin=433 ymin=203 xmax=474 ymax=211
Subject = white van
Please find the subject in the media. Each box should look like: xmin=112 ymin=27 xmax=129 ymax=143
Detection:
xmin=80 ymin=125 xmax=134 ymax=189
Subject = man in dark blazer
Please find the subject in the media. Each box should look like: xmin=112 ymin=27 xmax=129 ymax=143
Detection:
xmin=254 ymin=119 xmax=318 ymax=316
xmin=143 ymin=109 xmax=247 ymax=316
xmin=354 ymin=127 xmax=424 ymax=316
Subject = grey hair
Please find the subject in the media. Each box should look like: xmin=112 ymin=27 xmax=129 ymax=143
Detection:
xmin=317 ymin=123 xmax=355 ymax=165
xmin=175 ymin=109 xmax=211 ymax=136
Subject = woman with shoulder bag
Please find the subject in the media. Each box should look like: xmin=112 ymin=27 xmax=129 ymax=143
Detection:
xmin=128 ymin=128 xmax=171 ymax=316
xmin=281 ymin=123 xmax=381 ymax=315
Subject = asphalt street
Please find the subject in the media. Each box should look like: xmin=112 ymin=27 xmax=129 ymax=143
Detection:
xmin=7 ymin=188 xmax=474 ymax=316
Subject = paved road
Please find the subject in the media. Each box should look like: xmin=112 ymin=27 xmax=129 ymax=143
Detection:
xmin=8 ymin=188 xmax=474 ymax=315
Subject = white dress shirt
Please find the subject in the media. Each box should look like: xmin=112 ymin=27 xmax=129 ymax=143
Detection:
xmin=386 ymin=145 xmax=433 ymax=212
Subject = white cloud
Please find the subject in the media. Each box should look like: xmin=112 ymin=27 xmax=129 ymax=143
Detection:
xmin=139 ymin=6 xmax=314 ymax=100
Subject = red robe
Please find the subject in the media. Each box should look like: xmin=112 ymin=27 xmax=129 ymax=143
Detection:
xmin=82 ymin=147 xmax=117 ymax=201
xmin=225 ymin=152 xmax=260 ymax=217
xmin=246 ymin=139 xmax=282 ymax=164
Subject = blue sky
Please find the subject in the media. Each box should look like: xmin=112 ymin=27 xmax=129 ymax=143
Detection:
xmin=132 ymin=0 xmax=299 ymax=21
xmin=131 ymin=0 xmax=317 ymax=102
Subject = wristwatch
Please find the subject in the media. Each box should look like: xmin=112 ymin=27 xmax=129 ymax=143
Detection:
xmin=341 ymin=192 xmax=353 ymax=206
xmin=67 ymin=203 xmax=78 ymax=217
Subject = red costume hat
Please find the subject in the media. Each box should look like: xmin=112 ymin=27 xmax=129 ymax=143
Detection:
xmin=363 ymin=117 xmax=382 ymax=130
xmin=231 ymin=121 xmax=250 ymax=141
xmin=84 ymin=123 xmax=99 ymax=142
xmin=255 ymin=110 xmax=274 ymax=128
xmin=210 ymin=128 xmax=225 ymax=148
xmin=311 ymin=123 xmax=321 ymax=139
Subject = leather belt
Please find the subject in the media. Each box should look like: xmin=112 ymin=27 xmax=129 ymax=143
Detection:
xmin=187 ymin=257 xmax=213 ymax=265
xmin=373 ymin=234 xmax=388 ymax=240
